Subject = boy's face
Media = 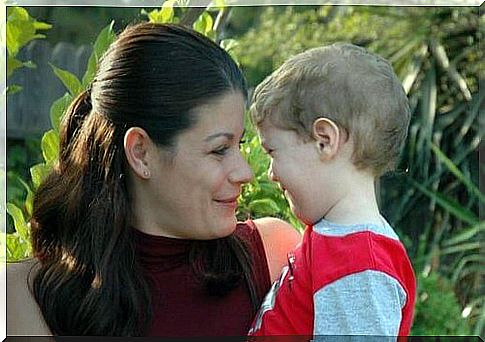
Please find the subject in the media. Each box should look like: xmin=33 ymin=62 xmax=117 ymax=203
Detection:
xmin=259 ymin=120 xmax=328 ymax=225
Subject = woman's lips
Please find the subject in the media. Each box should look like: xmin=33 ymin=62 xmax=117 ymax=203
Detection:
xmin=214 ymin=196 xmax=239 ymax=210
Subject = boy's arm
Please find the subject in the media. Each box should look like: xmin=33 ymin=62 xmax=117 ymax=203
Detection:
xmin=313 ymin=270 xmax=406 ymax=336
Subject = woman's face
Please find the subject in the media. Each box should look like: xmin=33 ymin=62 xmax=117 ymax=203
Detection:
xmin=146 ymin=91 xmax=253 ymax=239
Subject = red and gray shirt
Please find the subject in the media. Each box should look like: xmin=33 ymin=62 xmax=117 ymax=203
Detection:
xmin=249 ymin=216 xmax=416 ymax=337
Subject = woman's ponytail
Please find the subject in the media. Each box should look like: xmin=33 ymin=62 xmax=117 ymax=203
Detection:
xmin=58 ymin=89 xmax=92 ymax=167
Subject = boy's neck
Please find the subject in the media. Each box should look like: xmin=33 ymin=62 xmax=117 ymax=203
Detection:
xmin=322 ymin=173 xmax=382 ymax=227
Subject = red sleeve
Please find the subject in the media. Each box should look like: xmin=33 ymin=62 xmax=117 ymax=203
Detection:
xmin=248 ymin=226 xmax=314 ymax=336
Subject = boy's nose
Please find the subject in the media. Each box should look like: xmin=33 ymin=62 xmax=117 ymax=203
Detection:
xmin=268 ymin=161 xmax=278 ymax=182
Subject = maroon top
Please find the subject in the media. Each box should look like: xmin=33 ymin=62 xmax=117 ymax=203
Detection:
xmin=133 ymin=220 xmax=271 ymax=337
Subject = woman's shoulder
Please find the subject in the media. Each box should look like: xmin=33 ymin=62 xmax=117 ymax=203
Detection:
xmin=6 ymin=258 xmax=52 ymax=336
xmin=237 ymin=218 xmax=302 ymax=282
xmin=7 ymin=258 xmax=39 ymax=283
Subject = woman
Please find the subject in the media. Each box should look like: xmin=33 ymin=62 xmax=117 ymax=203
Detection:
xmin=7 ymin=22 xmax=300 ymax=336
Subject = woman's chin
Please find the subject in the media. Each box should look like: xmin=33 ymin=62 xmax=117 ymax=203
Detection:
xmin=206 ymin=216 xmax=237 ymax=240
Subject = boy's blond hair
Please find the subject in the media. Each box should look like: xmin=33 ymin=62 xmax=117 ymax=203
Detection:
xmin=250 ymin=43 xmax=411 ymax=176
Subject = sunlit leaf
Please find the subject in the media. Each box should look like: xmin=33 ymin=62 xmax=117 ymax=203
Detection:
xmin=6 ymin=203 xmax=29 ymax=242
xmin=30 ymin=163 xmax=51 ymax=190
xmin=41 ymin=130 xmax=60 ymax=165
xmin=82 ymin=21 xmax=116 ymax=87
xmin=50 ymin=63 xmax=83 ymax=97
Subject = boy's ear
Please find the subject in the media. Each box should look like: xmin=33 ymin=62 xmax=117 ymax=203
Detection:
xmin=124 ymin=127 xmax=153 ymax=179
xmin=312 ymin=118 xmax=340 ymax=160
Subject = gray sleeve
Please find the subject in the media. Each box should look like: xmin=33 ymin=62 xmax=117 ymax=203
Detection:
xmin=313 ymin=270 xmax=407 ymax=336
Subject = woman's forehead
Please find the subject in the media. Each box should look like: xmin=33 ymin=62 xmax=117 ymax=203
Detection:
xmin=187 ymin=92 xmax=246 ymax=138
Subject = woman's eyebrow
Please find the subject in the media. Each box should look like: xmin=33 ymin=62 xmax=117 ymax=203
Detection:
xmin=205 ymin=129 xmax=246 ymax=142
xmin=205 ymin=132 xmax=234 ymax=142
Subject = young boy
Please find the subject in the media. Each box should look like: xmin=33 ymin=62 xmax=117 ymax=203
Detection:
xmin=248 ymin=43 xmax=416 ymax=337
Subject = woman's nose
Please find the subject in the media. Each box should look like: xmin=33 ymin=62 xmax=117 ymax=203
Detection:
xmin=229 ymin=152 xmax=254 ymax=184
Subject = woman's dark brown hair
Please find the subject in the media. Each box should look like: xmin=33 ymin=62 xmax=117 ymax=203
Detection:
xmin=30 ymin=22 xmax=257 ymax=336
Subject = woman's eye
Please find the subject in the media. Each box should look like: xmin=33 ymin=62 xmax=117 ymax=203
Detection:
xmin=212 ymin=146 xmax=230 ymax=156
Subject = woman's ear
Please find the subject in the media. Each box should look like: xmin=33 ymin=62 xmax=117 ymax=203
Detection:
xmin=312 ymin=118 xmax=340 ymax=160
xmin=124 ymin=127 xmax=152 ymax=179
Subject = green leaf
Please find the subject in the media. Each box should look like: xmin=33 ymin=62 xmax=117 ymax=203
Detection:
xmin=208 ymin=0 xmax=226 ymax=9
xmin=408 ymin=178 xmax=479 ymax=226
xmin=220 ymin=39 xmax=238 ymax=52
xmin=6 ymin=203 xmax=29 ymax=241
xmin=6 ymin=233 xmax=31 ymax=261
xmin=431 ymin=143 xmax=485 ymax=204
xmin=41 ymin=130 xmax=60 ymax=165
xmin=50 ymin=93 xmax=72 ymax=133
xmin=401 ymin=44 xmax=427 ymax=94
xmin=248 ymin=198 xmax=280 ymax=217
xmin=50 ymin=63 xmax=83 ymax=97
xmin=6 ymin=7 xmax=50 ymax=57
xmin=6 ymin=85 xmax=23 ymax=95
xmin=161 ymin=0 xmax=176 ymax=22
xmin=18 ymin=177 xmax=34 ymax=217
xmin=440 ymin=242 xmax=481 ymax=256
xmin=82 ymin=21 xmax=116 ymax=87
xmin=442 ymin=221 xmax=485 ymax=247
xmin=193 ymin=12 xmax=214 ymax=37
xmin=33 ymin=21 xmax=52 ymax=30
xmin=431 ymin=40 xmax=471 ymax=101
xmin=30 ymin=163 xmax=51 ymax=190
xmin=7 ymin=56 xmax=23 ymax=77
xmin=147 ymin=0 xmax=177 ymax=24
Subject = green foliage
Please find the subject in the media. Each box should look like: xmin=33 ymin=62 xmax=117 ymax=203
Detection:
xmin=193 ymin=12 xmax=216 ymax=40
xmin=6 ymin=19 xmax=116 ymax=262
xmin=5 ymin=7 xmax=51 ymax=92
xmin=237 ymin=119 xmax=303 ymax=230
xmin=50 ymin=93 xmax=73 ymax=133
xmin=412 ymin=272 xmax=472 ymax=335
xmin=49 ymin=63 xmax=83 ymax=97
xmin=144 ymin=0 xmax=177 ymax=23
xmin=82 ymin=21 xmax=116 ymax=87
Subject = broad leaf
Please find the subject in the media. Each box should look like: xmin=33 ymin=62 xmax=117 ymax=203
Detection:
xmin=50 ymin=63 xmax=83 ymax=97
xmin=50 ymin=93 xmax=72 ymax=133
xmin=30 ymin=163 xmax=51 ymax=190
xmin=82 ymin=21 xmax=116 ymax=87
xmin=6 ymin=203 xmax=29 ymax=242
xmin=193 ymin=12 xmax=214 ymax=38
xmin=41 ymin=129 xmax=60 ymax=165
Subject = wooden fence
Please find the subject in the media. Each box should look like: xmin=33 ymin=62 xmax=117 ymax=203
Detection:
xmin=7 ymin=40 xmax=92 ymax=139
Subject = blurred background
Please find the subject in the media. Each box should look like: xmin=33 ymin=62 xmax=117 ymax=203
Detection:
xmin=5 ymin=3 xmax=484 ymax=336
